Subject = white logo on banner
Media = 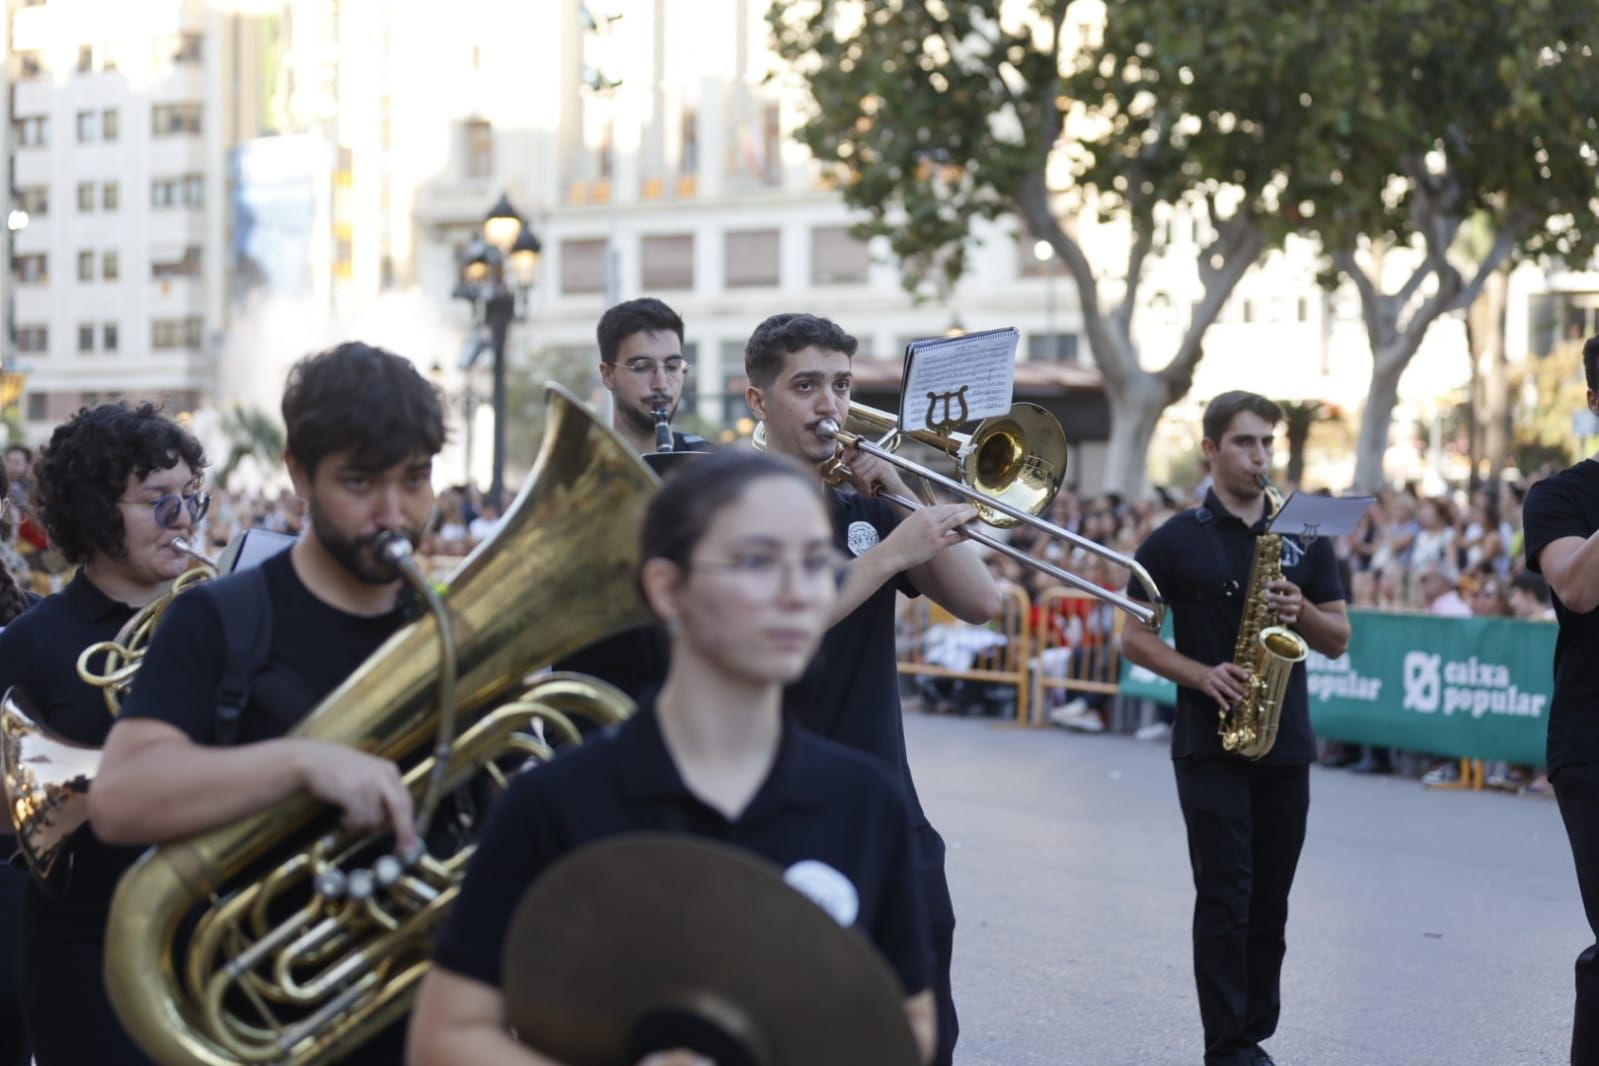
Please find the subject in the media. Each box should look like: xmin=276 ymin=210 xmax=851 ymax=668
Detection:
xmin=1400 ymin=651 xmax=1546 ymax=720
xmin=1403 ymin=652 xmax=1442 ymax=713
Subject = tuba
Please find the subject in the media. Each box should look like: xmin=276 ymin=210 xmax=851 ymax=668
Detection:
xmin=3 ymin=539 xmax=216 ymax=882
xmin=1218 ymin=479 xmax=1310 ymax=759
xmin=103 ymin=384 xmax=657 ymax=1066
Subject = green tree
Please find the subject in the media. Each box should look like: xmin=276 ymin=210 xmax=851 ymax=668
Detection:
xmin=1292 ymin=2 xmax=1599 ymax=489
xmin=217 ymin=404 xmax=285 ymax=491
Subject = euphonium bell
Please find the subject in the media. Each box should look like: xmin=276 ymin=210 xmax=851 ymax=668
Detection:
xmin=2 ymin=689 xmax=100 ymax=881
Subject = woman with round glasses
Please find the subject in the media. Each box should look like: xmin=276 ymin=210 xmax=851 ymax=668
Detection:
xmin=0 ymin=401 xmax=206 ymax=1065
xmin=409 ymin=449 xmax=936 ymax=1065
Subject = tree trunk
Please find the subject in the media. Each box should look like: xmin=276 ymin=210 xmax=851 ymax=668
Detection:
xmin=1100 ymin=375 xmax=1168 ymax=495
xmin=1353 ymin=355 xmax=1406 ymax=492
xmin=1477 ymin=266 xmax=1512 ymax=483
xmin=1464 ymin=310 xmax=1483 ymax=489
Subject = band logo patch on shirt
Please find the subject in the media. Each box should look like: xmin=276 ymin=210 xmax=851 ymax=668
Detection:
xmin=783 ymin=860 xmax=860 ymax=926
xmin=846 ymin=521 xmax=879 ymax=557
xmin=1279 ymin=536 xmax=1305 ymax=569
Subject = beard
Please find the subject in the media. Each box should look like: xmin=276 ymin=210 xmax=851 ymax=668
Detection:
xmin=309 ymin=497 xmax=421 ymax=585
xmin=619 ymin=396 xmax=674 ymax=437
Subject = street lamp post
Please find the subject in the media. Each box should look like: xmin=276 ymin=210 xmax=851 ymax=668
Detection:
xmin=454 ymin=193 xmax=541 ymax=506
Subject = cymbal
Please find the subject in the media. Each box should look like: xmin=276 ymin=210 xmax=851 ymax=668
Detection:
xmin=501 ymin=833 xmax=921 ymax=1066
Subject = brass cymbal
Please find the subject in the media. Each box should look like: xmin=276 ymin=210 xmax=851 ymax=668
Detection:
xmin=502 ymin=833 xmax=921 ymax=1066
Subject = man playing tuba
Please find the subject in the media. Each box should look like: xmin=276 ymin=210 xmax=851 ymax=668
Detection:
xmin=92 ymin=343 xmax=441 ymax=1064
xmin=1121 ymin=391 xmax=1349 ymax=1066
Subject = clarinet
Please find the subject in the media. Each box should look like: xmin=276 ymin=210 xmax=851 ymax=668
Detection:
xmin=652 ymin=406 xmax=674 ymax=453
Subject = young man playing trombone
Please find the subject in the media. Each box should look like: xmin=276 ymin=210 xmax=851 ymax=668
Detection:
xmin=745 ymin=312 xmax=1000 ymax=1066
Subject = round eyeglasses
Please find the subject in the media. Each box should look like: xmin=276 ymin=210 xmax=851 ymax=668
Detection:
xmin=121 ymin=490 xmax=210 ymax=529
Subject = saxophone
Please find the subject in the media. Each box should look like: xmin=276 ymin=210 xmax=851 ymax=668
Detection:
xmin=1218 ymin=479 xmax=1310 ymax=759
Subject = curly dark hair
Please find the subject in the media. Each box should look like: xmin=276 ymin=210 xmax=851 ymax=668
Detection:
xmin=0 ymin=464 xmax=28 ymax=625
xmin=283 ymin=341 xmax=445 ymax=475
xmin=596 ymin=298 xmax=685 ymax=364
xmin=744 ymin=313 xmax=858 ymax=389
xmin=35 ymin=403 xmax=208 ymax=565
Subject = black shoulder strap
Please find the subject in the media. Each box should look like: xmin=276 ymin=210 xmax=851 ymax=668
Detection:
xmin=209 ymin=568 xmax=273 ymax=746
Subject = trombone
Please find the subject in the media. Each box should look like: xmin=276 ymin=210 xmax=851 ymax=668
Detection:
xmin=768 ymin=401 xmax=1166 ymax=630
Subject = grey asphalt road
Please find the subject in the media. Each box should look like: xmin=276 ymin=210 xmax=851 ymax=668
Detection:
xmin=906 ymin=711 xmax=1583 ymax=1066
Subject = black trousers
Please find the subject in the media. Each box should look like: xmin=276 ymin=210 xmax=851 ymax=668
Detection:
xmin=20 ymin=884 xmax=154 ymax=1066
xmin=915 ymin=823 xmax=958 ymax=1066
xmin=1554 ymin=762 xmax=1599 ymax=1066
xmin=0 ymin=852 xmax=27 ymax=1066
xmin=1173 ymin=759 xmax=1310 ymax=1066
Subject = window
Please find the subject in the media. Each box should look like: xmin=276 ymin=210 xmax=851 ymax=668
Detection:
xmin=103 ymin=323 xmax=118 ymax=352
xmin=725 ymin=229 xmax=780 ymax=288
xmin=17 ymin=52 xmax=45 ymax=81
xmin=155 ymin=33 xmax=202 ymax=65
xmin=13 ymin=255 xmax=48 ymax=284
xmin=721 ymin=343 xmax=750 ymax=424
xmin=78 ymin=251 xmax=94 ymax=282
xmin=151 ymin=246 xmax=202 ymax=279
xmin=103 ymin=182 xmax=119 ymax=211
xmin=1297 ymin=296 xmax=1310 ymax=323
xmin=151 ymin=174 xmax=204 ymax=209
xmin=77 ymin=110 xmax=97 ymax=142
xmin=102 ymin=109 xmax=119 ymax=141
xmin=463 ymin=118 xmax=493 ymax=179
xmin=14 ymin=116 xmax=49 ymax=148
xmin=641 ymin=234 xmax=694 ymax=290
xmin=679 ymin=110 xmax=698 ymax=175
xmin=77 ymin=44 xmax=93 ymax=72
xmin=1026 ymin=333 xmax=1080 ymax=363
xmin=77 ymin=183 xmax=95 ymax=212
xmin=152 ymin=317 xmax=204 ymax=350
xmin=760 ymin=103 xmax=782 ymax=185
xmin=16 ymin=326 xmax=48 ymax=353
xmin=78 ymin=325 xmax=95 ymax=353
xmin=560 ymin=238 xmax=607 ymax=295
xmin=15 ymin=187 xmax=48 ymax=217
xmin=26 ymin=394 xmax=47 ymax=421
xmin=102 ymin=251 xmax=119 ymax=281
xmin=151 ymin=103 xmax=202 ymax=136
xmin=810 ymin=225 xmax=869 ymax=285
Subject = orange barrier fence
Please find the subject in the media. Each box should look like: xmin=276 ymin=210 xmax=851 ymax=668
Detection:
xmin=1027 ymin=587 xmax=1128 ymax=727
xmin=895 ymin=584 xmax=1130 ymax=726
xmin=895 ymin=584 xmax=1032 ymax=722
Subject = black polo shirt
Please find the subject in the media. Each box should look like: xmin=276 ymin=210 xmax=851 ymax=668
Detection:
xmin=120 ymin=549 xmax=408 ymax=745
xmin=1524 ymin=460 xmax=1599 ymax=771
xmin=0 ymin=570 xmax=146 ymax=920
xmin=786 ymin=489 xmax=927 ymax=825
xmin=1128 ymin=489 xmax=1343 ymax=765
xmin=432 ymin=697 xmax=930 ymax=997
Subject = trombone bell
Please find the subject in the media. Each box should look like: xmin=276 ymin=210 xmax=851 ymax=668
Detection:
xmin=958 ymin=404 xmax=1067 ymax=529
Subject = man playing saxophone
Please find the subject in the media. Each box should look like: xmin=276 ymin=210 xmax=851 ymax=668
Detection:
xmin=91 ymin=343 xmax=442 ymax=1063
xmin=1121 ymin=391 xmax=1348 ymax=1066
xmin=0 ymin=403 xmax=207 ymax=1064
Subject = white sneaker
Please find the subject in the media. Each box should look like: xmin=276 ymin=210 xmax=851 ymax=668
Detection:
xmin=1047 ymin=697 xmax=1090 ymax=728
xmin=1134 ymin=721 xmax=1171 ymax=742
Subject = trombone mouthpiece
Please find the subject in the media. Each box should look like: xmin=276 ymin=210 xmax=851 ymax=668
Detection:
xmin=817 ymin=418 xmax=841 ymax=440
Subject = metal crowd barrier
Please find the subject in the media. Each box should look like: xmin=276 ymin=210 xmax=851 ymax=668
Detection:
xmin=895 ymin=584 xmax=1032 ymax=722
xmin=1027 ymin=587 xmax=1128 ymax=727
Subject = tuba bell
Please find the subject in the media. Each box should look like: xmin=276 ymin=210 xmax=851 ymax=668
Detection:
xmin=103 ymin=384 xmax=657 ymax=1066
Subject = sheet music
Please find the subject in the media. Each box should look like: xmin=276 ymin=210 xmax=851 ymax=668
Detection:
xmin=899 ymin=328 xmax=1018 ymax=433
xmin=1267 ymin=493 xmax=1375 ymax=539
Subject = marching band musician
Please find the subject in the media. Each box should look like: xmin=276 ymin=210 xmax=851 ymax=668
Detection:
xmin=410 ymin=449 xmax=936 ymax=1065
xmin=91 ymin=343 xmax=444 ymax=1063
xmin=597 ymin=298 xmax=710 ymax=458
xmin=0 ymin=461 xmax=40 ymax=1066
xmin=1121 ymin=392 xmax=1348 ymax=1066
xmin=0 ymin=403 xmax=207 ymax=1064
xmin=553 ymin=297 xmax=713 ymax=704
xmin=744 ymin=313 xmax=1000 ymax=1066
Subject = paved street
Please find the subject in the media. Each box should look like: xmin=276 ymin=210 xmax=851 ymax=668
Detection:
xmin=907 ymin=711 xmax=1582 ymax=1066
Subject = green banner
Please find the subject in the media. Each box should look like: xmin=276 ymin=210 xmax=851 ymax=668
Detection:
xmin=1118 ymin=610 xmax=1555 ymax=766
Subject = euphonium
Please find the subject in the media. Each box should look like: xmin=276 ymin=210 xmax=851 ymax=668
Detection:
xmin=1218 ymin=479 xmax=1310 ymax=760
xmin=3 ymin=538 xmax=216 ymax=882
xmin=103 ymin=384 xmax=657 ymax=1066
